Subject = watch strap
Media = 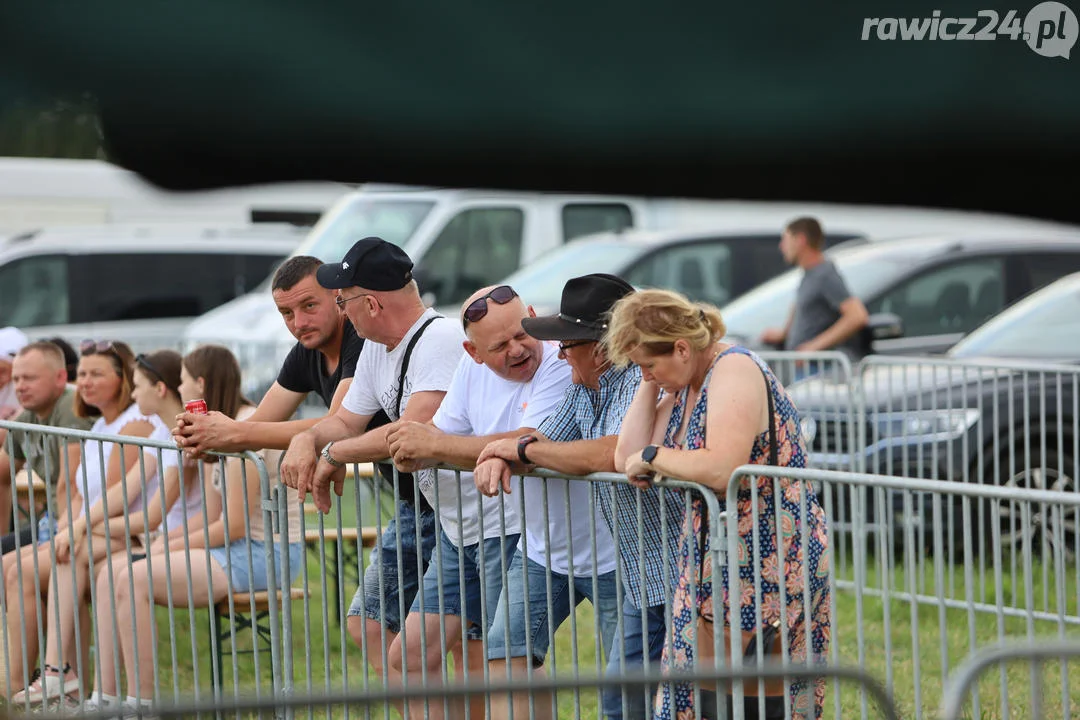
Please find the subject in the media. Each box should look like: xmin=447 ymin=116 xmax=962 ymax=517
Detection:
xmin=517 ymin=434 xmax=538 ymax=465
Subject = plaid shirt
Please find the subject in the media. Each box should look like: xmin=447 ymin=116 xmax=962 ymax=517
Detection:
xmin=538 ymin=363 xmax=683 ymax=609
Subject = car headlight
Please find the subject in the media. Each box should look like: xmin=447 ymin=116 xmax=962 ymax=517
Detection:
xmin=874 ymin=409 xmax=981 ymax=441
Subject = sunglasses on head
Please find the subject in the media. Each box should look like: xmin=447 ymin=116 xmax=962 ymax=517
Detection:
xmin=462 ymin=285 xmax=518 ymax=328
xmin=135 ymin=353 xmax=163 ymax=383
xmin=80 ymin=339 xmax=119 ymax=356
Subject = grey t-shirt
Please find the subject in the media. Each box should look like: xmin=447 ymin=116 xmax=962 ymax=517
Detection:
xmin=785 ymin=260 xmax=854 ymax=351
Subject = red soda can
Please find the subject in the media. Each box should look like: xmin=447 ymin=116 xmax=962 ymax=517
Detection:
xmin=185 ymin=399 xmax=208 ymax=415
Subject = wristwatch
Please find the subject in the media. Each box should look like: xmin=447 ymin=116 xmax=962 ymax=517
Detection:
xmin=641 ymin=444 xmax=660 ymax=467
xmin=517 ymin=434 xmax=539 ymax=464
xmin=321 ymin=441 xmax=345 ymax=468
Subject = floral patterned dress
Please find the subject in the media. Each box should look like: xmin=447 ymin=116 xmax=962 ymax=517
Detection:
xmin=654 ymin=347 xmax=831 ymax=720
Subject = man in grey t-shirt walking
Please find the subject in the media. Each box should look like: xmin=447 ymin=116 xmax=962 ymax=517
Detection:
xmin=761 ymin=216 xmax=869 ymax=362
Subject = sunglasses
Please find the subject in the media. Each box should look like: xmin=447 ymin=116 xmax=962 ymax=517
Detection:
xmin=462 ymin=285 xmax=518 ymax=328
xmin=80 ymin=339 xmax=119 ymax=356
xmin=336 ymin=293 xmax=382 ymax=310
xmin=558 ymin=339 xmax=594 ymax=353
xmin=135 ymin=353 xmax=164 ymax=383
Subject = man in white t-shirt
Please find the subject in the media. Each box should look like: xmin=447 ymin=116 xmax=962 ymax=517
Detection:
xmin=279 ymin=237 xmax=463 ymax=695
xmin=388 ymin=285 xmax=621 ymax=719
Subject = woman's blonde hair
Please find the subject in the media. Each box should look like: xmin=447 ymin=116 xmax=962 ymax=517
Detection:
xmin=604 ymin=289 xmax=726 ymax=368
xmin=73 ymin=341 xmax=137 ymax=419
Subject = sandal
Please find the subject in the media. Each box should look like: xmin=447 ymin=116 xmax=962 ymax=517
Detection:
xmin=11 ymin=663 xmax=80 ymax=705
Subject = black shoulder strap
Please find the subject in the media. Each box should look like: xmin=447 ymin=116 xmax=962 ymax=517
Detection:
xmin=699 ymin=360 xmax=777 ymax=620
xmin=394 ymin=315 xmax=440 ymax=418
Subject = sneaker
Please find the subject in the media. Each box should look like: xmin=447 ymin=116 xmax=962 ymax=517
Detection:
xmin=120 ymin=700 xmax=157 ymax=720
xmin=11 ymin=664 xmax=80 ymax=705
xmin=82 ymin=693 xmax=122 ymax=715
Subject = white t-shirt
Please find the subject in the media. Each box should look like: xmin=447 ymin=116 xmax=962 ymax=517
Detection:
xmin=342 ymin=309 xmax=465 ymax=421
xmin=78 ymin=403 xmax=167 ymax=520
xmin=426 ymin=342 xmax=565 ymax=545
xmin=143 ymin=424 xmax=203 ymax=533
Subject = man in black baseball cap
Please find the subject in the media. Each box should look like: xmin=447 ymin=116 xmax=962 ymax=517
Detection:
xmin=316 ymin=235 xmax=415 ymax=292
xmin=473 ymin=273 xmax=683 ymax=720
xmin=281 ymin=235 xmax=465 ymax=699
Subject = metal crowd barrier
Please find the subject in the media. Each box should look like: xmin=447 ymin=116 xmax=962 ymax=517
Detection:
xmin=1 ymin=420 xmax=284 ymax=712
xmin=938 ymin=640 xmax=1080 ymax=720
xmin=726 ymin=463 xmax=1080 ymax=720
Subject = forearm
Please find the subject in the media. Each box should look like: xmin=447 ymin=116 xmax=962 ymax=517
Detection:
xmin=331 ymin=425 xmax=393 ymax=464
xmin=808 ymin=314 xmax=865 ymax=350
xmin=300 ymin=415 xmax=356 ymax=452
xmin=614 ymin=385 xmax=659 ymax=470
xmin=527 ymin=436 xmax=618 ymax=477
xmin=648 ymin=446 xmax=731 ymax=492
xmin=433 ymin=430 xmax=522 ymax=470
xmin=234 ymin=417 xmax=322 ymax=451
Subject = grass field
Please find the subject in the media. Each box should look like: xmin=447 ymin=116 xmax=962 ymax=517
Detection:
xmin=126 ymin=479 xmax=1079 ymax=719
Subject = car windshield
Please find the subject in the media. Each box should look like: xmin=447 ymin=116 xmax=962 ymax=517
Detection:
xmin=292 ymin=195 xmax=436 ymax=262
xmin=501 ymin=240 xmax=646 ymax=310
xmin=949 ymin=274 xmax=1080 ymax=360
xmin=720 ymin=240 xmax=951 ymax=339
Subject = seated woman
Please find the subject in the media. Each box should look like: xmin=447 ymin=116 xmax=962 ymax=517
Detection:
xmin=84 ymin=349 xmax=211 ymax=712
xmin=85 ymin=344 xmax=303 ymax=714
xmin=10 ymin=341 xmax=163 ymax=704
xmin=607 ymin=289 xmax=831 ymax=720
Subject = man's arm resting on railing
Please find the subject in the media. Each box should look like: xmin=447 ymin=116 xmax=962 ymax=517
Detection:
xmin=479 ymin=433 xmax=619 ymax=477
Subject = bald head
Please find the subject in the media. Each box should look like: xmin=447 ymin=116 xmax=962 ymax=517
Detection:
xmin=461 ymin=286 xmax=543 ymax=383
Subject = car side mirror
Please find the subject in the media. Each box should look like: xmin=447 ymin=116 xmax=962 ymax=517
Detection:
xmin=867 ymin=312 xmax=904 ymax=340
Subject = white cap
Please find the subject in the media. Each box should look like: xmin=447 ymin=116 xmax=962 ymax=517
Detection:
xmin=0 ymin=326 xmax=29 ymax=361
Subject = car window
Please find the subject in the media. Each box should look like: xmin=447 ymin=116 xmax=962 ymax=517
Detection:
xmin=75 ymin=252 xmax=284 ymax=323
xmin=1021 ymin=252 xmax=1080 ymax=292
xmin=0 ymin=254 xmax=69 ymax=326
xmin=561 ymin=203 xmax=633 ymax=242
xmin=415 ymin=207 xmax=525 ymax=307
xmin=950 ymin=274 xmax=1080 ymax=359
xmin=868 ymin=257 xmax=1005 ymax=336
xmin=624 ymin=241 xmax=733 ymax=306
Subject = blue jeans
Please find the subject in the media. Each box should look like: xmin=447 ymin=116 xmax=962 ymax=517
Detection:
xmin=487 ymin=551 xmax=621 ymax=666
xmin=602 ymin=599 xmax=668 ymax=720
xmin=207 ymin=539 xmax=304 ymax=593
xmin=413 ymin=531 xmax=520 ymax=640
xmin=347 ymin=501 xmax=438 ymax=634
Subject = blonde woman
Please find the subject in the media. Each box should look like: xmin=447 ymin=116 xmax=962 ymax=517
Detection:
xmin=607 ymin=289 xmax=830 ymax=720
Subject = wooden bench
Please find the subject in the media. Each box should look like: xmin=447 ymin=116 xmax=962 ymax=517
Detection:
xmin=211 ymin=587 xmax=306 ymax=689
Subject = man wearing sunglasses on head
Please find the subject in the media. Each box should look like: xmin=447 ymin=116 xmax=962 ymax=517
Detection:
xmin=383 ymin=283 xmax=620 ymax=719
xmin=173 ymin=255 xmax=365 ymax=454
xmin=473 ymin=273 xmax=684 ymax=720
xmin=279 ymin=237 xmax=464 ymax=695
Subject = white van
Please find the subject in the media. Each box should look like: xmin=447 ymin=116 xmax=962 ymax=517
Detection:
xmin=2 ymin=223 xmax=306 ymax=351
xmin=0 ymin=157 xmax=353 ymax=233
xmin=186 ymin=186 xmax=1079 ymax=351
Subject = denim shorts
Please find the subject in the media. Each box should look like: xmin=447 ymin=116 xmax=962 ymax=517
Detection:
xmin=413 ymin=531 xmax=519 ymax=640
xmin=347 ymin=501 xmax=438 ymax=634
xmin=486 ymin=552 xmax=621 ymax=665
xmin=207 ymin=538 xmax=304 ymax=594
xmin=36 ymin=512 xmax=58 ymax=543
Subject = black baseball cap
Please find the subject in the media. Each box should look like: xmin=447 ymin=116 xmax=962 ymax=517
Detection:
xmin=316 ymin=236 xmax=415 ymax=291
xmin=522 ymin=273 xmax=635 ymax=342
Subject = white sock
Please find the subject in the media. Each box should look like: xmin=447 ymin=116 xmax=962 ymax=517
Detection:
xmin=125 ymin=695 xmax=154 ymax=707
xmin=88 ymin=691 xmax=121 ymax=707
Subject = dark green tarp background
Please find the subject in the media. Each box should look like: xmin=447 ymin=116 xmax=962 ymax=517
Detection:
xmin=1 ymin=1 xmax=1077 ymax=221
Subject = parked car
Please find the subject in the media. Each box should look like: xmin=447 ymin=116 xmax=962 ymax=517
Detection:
xmin=0 ymin=223 xmax=306 ymax=350
xmin=721 ymin=232 xmax=1080 ymax=357
xmin=491 ymin=228 xmax=866 ymax=315
xmin=186 ymin=190 xmax=1075 ymax=347
xmin=788 ymin=271 xmax=1080 ymax=558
